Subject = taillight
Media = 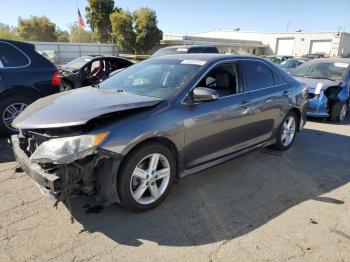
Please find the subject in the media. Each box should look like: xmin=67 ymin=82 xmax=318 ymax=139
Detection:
xmin=51 ymin=70 xmax=61 ymax=86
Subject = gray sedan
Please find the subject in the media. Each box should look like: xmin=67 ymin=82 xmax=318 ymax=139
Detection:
xmin=11 ymin=54 xmax=307 ymax=212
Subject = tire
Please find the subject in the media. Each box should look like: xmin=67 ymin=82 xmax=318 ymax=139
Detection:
xmin=0 ymin=95 xmax=34 ymax=137
xmin=60 ymin=82 xmax=73 ymax=92
xmin=271 ymin=111 xmax=298 ymax=151
xmin=117 ymin=142 xmax=176 ymax=212
xmin=329 ymin=101 xmax=347 ymax=122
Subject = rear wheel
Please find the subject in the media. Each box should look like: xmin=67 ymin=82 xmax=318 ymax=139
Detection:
xmin=329 ymin=101 xmax=347 ymax=122
xmin=0 ymin=95 xmax=34 ymax=137
xmin=271 ymin=111 xmax=297 ymax=151
xmin=60 ymin=81 xmax=73 ymax=92
xmin=117 ymin=142 xmax=176 ymax=212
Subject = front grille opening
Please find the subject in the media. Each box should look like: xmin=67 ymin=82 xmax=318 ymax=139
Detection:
xmin=308 ymin=93 xmax=320 ymax=100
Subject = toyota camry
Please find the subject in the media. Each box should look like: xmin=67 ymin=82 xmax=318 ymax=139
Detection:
xmin=11 ymin=54 xmax=307 ymax=212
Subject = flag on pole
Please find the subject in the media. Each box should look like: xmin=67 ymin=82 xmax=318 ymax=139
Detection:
xmin=77 ymin=8 xmax=85 ymax=28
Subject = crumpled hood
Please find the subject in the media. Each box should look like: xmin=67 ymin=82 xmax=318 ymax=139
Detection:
xmin=294 ymin=76 xmax=341 ymax=94
xmin=13 ymin=87 xmax=162 ymax=129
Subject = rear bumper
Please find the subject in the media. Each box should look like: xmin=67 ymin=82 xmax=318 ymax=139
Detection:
xmin=11 ymin=135 xmax=61 ymax=201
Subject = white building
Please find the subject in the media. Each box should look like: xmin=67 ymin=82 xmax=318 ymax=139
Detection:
xmin=162 ymin=30 xmax=350 ymax=57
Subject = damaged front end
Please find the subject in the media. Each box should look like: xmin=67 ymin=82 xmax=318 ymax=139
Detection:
xmin=307 ymin=84 xmax=348 ymax=118
xmin=11 ymin=128 xmax=122 ymax=205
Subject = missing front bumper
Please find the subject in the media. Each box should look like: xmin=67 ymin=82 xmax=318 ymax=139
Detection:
xmin=11 ymin=135 xmax=62 ymax=199
xmin=11 ymin=135 xmax=123 ymax=205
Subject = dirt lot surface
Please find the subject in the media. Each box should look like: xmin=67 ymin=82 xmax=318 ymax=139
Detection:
xmin=0 ymin=117 xmax=349 ymax=262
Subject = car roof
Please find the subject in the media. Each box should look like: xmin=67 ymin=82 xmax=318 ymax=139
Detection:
xmin=161 ymin=45 xmax=218 ymax=49
xmin=304 ymin=58 xmax=350 ymax=64
xmin=151 ymin=53 xmax=267 ymax=63
xmin=0 ymin=38 xmax=35 ymax=49
xmin=80 ymin=55 xmax=118 ymax=59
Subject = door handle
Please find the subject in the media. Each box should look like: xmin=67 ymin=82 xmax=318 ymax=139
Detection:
xmin=239 ymin=100 xmax=250 ymax=108
xmin=283 ymin=90 xmax=290 ymax=97
xmin=264 ymin=99 xmax=272 ymax=103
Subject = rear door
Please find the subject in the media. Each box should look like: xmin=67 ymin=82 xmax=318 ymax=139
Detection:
xmin=239 ymin=60 xmax=290 ymax=143
xmin=184 ymin=62 xmax=256 ymax=168
xmin=0 ymin=59 xmax=5 ymax=92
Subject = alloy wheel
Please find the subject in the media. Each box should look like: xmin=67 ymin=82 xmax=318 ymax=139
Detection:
xmin=281 ymin=116 xmax=296 ymax=146
xmin=2 ymin=103 xmax=28 ymax=131
xmin=130 ymin=153 xmax=171 ymax=205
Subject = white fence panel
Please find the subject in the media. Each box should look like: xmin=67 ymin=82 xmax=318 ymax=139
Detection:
xmin=31 ymin=42 xmax=119 ymax=64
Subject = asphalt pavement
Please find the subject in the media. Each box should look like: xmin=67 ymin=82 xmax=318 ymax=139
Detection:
xmin=0 ymin=117 xmax=349 ymax=261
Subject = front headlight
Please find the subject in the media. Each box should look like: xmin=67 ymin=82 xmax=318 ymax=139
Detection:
xmin=30 ymin=133 xmax=109 ymax=164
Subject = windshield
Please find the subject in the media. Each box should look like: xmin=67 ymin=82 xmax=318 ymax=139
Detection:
xmin=152 ymin=47 xmax=188 ymax=57
xmin=99 ymin=58 xmax=202 ymax=98
xmin=293 ymin=61 xmax=349 ymax=81
xmin=63 ymin=56 xmax=92 ymax=70
xmin=279 ymin=60 xmax=289 ymax=68
xmin=266 ymin=57 xmax=282 ymax=64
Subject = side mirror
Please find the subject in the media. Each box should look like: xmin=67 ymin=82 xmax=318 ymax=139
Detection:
xmin=193 ymin=87 xmax=219 ymax=102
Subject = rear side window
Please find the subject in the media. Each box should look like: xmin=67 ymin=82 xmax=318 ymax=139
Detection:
xmin=0 ymin=42 xmax=30 ymax=67
xmin=189 ymin=47 xmax=204 ymax=53
xmin=241 ymin=61 xmax=277 ymax=91
xmin=205 ymin=47 xmax=219 ymax=53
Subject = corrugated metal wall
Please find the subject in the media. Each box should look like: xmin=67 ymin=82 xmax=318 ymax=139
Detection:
xmin=31 ymin=42 xmax=119 ymax=63
xmin=192 ymin=31 xmax=348 ymax=56
xmin=339 ymin=33 xmax=350 ymax=57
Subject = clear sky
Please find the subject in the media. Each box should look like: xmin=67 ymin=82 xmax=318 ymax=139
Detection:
xmin=1 ymin=0 xmax=350 ymax=34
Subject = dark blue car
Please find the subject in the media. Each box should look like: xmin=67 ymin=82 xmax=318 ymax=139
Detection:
xmin=293 ymin=58 xmax=350 ymax=122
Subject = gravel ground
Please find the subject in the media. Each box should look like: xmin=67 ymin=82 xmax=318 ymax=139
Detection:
xmin=0 ymin=117 xmax=349 ymax=262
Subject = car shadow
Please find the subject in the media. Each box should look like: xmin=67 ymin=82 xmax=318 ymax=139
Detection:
xmin=0 ymin=138 xmax=15 ymax=164
xmin=67 ymin=127 xmax=350 ymax=247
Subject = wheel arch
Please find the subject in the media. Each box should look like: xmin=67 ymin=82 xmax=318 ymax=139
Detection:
xmin=120 ymin=136 xmax=181 ymax=180
xmin=0 ymin=85 xmax=41 ymax=100
xmin=289 ymin=107 xmax=302 ymax=131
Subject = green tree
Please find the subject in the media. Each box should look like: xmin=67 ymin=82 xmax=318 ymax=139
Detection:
xmin=133 ymin=7 xmax=163 ymax=54
xmin=110 ymin=10 xmax=136 ymax=52
xmin=85 ymin=0 xmax=116 ymax=43
xmin=68 ymin=24 xmax=93 ymax=43
xmin=110 ymin=7 xmax=163 ymax=54
xmin=57 ymin=29 xmax=69 ymax=42
xmin=17 ymin=16 xmax=57 ymax=41
xmin=0 ymin=23 xmax=19 ymax=40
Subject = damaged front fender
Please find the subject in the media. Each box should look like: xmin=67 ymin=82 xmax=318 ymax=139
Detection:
xmin=12 ymin=134 xmax=123 ymax=205
xmin=307 ymin=85 xmax=349 ymax=117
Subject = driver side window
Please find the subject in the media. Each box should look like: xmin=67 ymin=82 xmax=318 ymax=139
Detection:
xmin=196 ymin=63 xmax=238 ymax=97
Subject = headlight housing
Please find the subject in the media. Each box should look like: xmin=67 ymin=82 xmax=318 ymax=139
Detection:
xmin=30 ymin=133 xmax=109 ymax=164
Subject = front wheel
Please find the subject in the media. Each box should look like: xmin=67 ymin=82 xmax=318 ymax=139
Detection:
xmin=329 ymin=101 xmax=347 ymax=122
xmin=271 ymin=111 xmax=298 ymax=151
xmin=117 ymin=142 xmax=176 ymax=212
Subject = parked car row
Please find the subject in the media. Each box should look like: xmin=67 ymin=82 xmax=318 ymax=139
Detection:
xmin=0 ymin=39 xmax=134 ymax=136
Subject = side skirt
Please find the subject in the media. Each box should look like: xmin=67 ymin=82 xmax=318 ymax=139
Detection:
xmin=181 ymin=139 xmax=277 ymax=178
